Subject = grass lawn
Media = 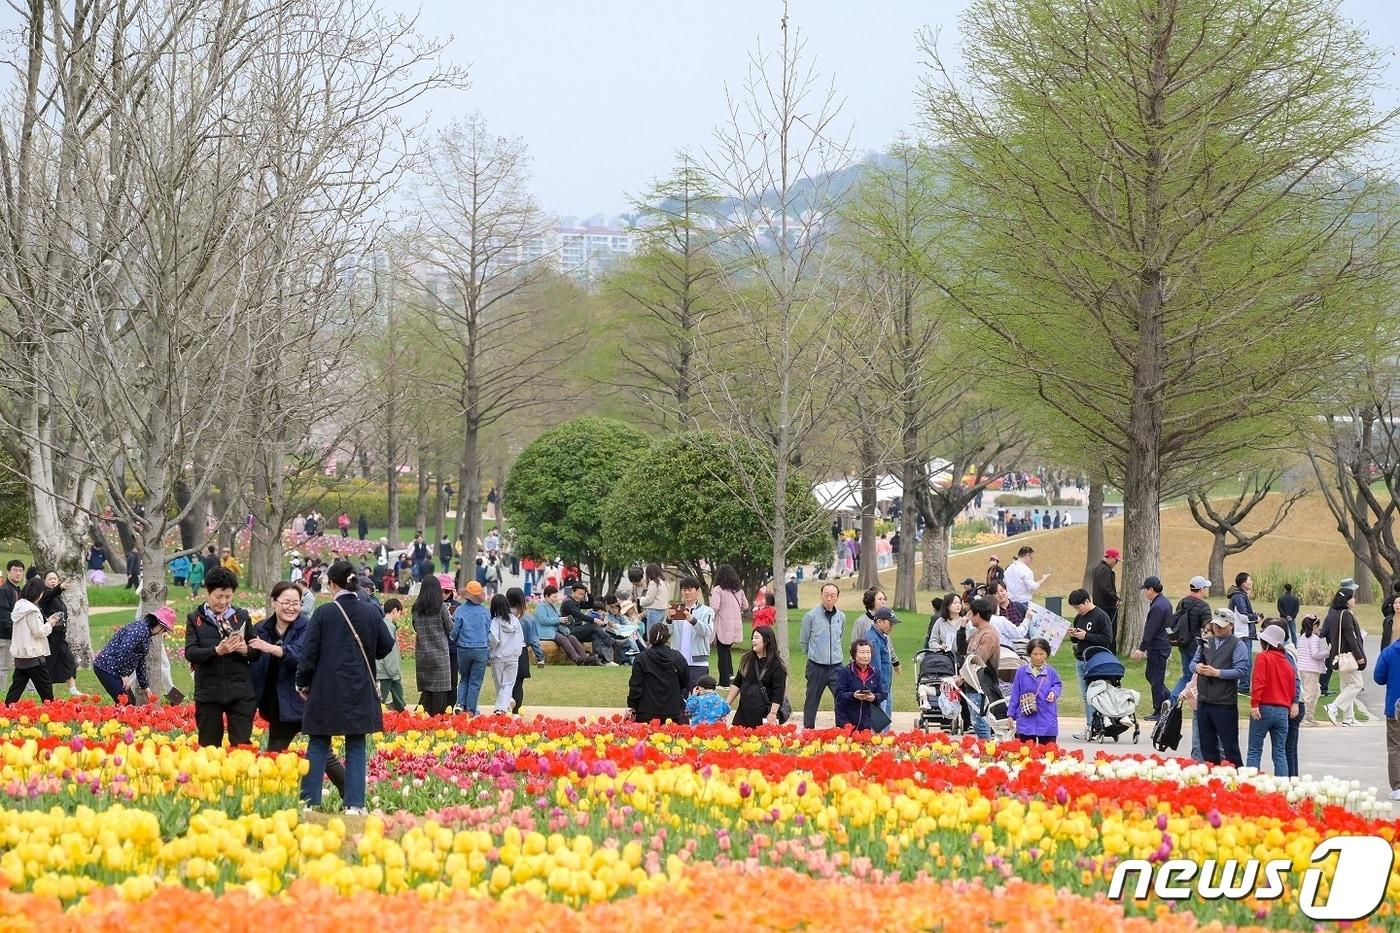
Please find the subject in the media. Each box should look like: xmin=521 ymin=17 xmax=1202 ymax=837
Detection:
xmin=74 ymin=604 xmax=1266 ymax=721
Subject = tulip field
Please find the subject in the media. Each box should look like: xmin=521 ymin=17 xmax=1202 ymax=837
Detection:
xmin=0 ymin=699 xmax=1395 ymax=930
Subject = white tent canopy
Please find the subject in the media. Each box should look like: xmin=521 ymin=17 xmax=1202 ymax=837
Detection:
xmin=813 ymin=460 xmax=951 ymax=512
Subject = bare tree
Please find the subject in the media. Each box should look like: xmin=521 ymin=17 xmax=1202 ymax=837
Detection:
xmin=407 ymin=115 xmax=579 ymax=573
xmin=1186 ymin=471 xmax=1307 ymax=598
xmin=603 ymin=155 xmax=727 ymax=430
xmin=694 ymin=8 xmax=853 ymax=661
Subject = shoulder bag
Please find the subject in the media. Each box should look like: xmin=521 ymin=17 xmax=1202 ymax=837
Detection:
xmin=334 ymin=599 xmax=382 ymax=699
xmin=758 ymin=661 xmax=792 ymax=724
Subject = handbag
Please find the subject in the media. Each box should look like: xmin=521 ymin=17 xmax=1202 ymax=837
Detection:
xmin=757 ymin=663 xmax=793 ymax=723
xmin=334 ymin=599 xmax=381 ymax=699
xmin=867 ymin=702 xmax=893 ymax=733
xmin=1337 ymin=651 xmax=1359 ymax=673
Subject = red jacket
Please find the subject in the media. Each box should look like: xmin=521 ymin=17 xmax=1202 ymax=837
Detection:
xmin=1250 ymin=649 xmax=1296 ymax=709
xmin=752 ymin=605 xmax=776 ymax=628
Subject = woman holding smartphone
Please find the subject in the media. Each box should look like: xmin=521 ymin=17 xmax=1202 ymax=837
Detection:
xmin=39 ymin=571 xmax=78 ymax=695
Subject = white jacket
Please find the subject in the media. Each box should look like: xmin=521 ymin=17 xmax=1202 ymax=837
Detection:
xmin=488 ymin=613 xmax=524 ymax=662
xmin=10 ymin=599 xmax=52 ymax=660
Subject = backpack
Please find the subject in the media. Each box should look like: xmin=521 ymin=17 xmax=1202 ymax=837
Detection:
xmin=1151 ymin=699 xmax=1184 ymax=751
xmin=1165 ymin=602 xmax=1196 ymax=647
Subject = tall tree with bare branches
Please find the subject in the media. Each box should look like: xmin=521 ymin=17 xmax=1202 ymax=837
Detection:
xmin=694 ymin=10 xmax=852 ymax=661
xmin=407 ymin=115 xmax=580 ymax=570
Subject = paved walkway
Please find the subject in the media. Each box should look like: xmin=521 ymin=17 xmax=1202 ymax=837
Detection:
xmin=519 ymin=706 xmax=1395 ymax=799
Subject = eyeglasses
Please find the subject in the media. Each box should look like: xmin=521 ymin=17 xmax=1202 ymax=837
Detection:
xmin=274 ymin=599 xmax=301 ymax=608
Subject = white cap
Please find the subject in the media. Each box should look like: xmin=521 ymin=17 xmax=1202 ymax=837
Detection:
xmin=1189 ymin=575 xmax=1211 ymax=591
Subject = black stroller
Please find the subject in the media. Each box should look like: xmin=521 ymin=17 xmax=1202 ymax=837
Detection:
xmin=913 ymin=649 xmax=963 ymax=734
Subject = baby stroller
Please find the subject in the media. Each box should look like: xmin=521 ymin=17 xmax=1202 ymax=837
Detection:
xmin=1082 ymin=646 xmax=1140 ymax=743
xmin=913 ymin=649 xmax=963 ymax=734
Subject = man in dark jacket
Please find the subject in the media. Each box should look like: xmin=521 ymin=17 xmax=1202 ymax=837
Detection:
xmin=1068 ymin=588 xmax=1115 ymax=740
xmin=1277 ymin=583 xmax=1301 ymax=646
xmin=1091 ymin=549 xmax=1121 ymax=625
xmin=561 ymin=583 xmax=619 ymax=663
xmin=1192 ymin=609 xmax=1250 ymax=766
xmin=1226 ymin=572 xmax=1261 ymax=694
xmin=0 ymin=559 xmax=23 ymax=687
xmin=1131 ymin=577 xmax=1173 ymax=718
xmin=1170 ymin=576 xmax=1213 ymax=701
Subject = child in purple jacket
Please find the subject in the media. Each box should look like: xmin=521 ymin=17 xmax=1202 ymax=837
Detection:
xmin=1009 ymin=638 xmax=1062 ymax=744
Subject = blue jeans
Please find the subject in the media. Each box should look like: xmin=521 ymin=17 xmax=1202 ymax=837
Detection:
xmin=963 ymin=690 xmax=992 ymax=739
xmin=1247 ymin=705 xmax=1289 ymax=775
xmin=644 ymin=609 xmax=666 ymax=638
xmin=1075 ymin=659 xmax=1091 ymax=728
xmin=1171 ymin=646 xmax=1196 ymax=700
xmin=455 ymin=646 xmax=488 ymax=712
xmin=302 ymin=734 xmax=367 ymax=808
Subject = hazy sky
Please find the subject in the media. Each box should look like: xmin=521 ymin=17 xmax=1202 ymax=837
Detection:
xmin=387 ymin=0 xmax=1400 ymax=219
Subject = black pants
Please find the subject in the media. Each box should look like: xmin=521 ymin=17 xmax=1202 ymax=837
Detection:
xmin=803 ymin=661 xmax=839 ymax=728
xmin=6 ymin=663 xmax=53 ymax=703
xmin=572 ymin=623 xmax=618 ymax=660
xmin=512 ymin=650 xmax=529 ymax=713
xmin=1197 ymin=702 xmax=1242 ymax=766
xmin=716 ymin=642 xmax=734 ymax=687
xmin=1144 ymin=648 xmax=1170 ymax=713
xmin=195 ymin=697 xmax=256 ymax=747
xmin=420 ymin=690 xmax=454 ymax=716
xmin=267 ymin=718 xmax=345 ymax=794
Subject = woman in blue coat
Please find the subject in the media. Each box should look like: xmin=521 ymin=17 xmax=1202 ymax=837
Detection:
xmin=834 ymin=640 xmax=887 ymax=730
xmin=295 ymin=560 xmax=394 ymax=813
xmin=249 ymin=581 xmax=344 ymax=796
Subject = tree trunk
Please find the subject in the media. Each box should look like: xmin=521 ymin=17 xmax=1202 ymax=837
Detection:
xmin=1208 ymin=531 xmax=1228 ymax=599
xmin=894 ymin=461 xmax=918 ymax=611
xmin=137 ymin=541 xmax=174 ymax=698
xmin=175 ymin=475 xmax=199 ymax=552
xmin=32 ymin=532 xmax=91 ymax=668
xmin=462 ymin=420 xmax=483 ymax=554
xmin=1119 ymin=450 xmax=1162 ymax=656
xmin=385 ymin=405 xmax=401 ymax=549
xmin=1083 ymin=479 xmax=1105 ymax=590
xmin=414 ymin=448 xmax=430 ymax=535
xmin=1353 ymin=535 xmax=1373 ymax=603
xmin=859 ymin=472 xmax=878 ymax=590
xmin=920 ymin=521 xmax=952 ymax=593
xmin=432 ymin=466 xmax=447 ymax=548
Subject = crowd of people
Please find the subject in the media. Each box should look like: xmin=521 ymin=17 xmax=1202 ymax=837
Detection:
xmin=5 ymin=508 xmax=1400 ymax=812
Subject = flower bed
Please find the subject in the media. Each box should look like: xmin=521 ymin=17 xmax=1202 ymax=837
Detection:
xmin=0 ymin=699 xmax=1395 ymax=930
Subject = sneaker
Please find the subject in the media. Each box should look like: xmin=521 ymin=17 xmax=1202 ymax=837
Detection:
xmin=1071 ymin=732 xmax=1090 ymax=741
xmin=344 ymin=807 xmax=368 ymax=816
xmin=1342 ymin=719 xmax=1358 ymax=727
xmin=1324 ymin=704 xmax=1340 ymax=725
xmin=604 ymin=661 xmax=619 ymax=667
xmin=1390 ymin=788 xmax=1400 ymax=801
xmin=68 ymin=685 xmax=81 ymax=696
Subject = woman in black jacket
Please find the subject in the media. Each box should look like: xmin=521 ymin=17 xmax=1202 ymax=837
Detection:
xmin=296 ymin=560 xmax=394 ymax=814
xmin=1324 ymin=589 xmax=1370 ymax=726
xmin=39 ymin=572 xmax=77 ymax=695
xmin=185 ymin=566 xmax=256 ymax=746
xmin=627 ymin=624 xmax=689 ymax=724
xmin=249 ymin=581 xmax=345 ymax=796
xmin=728 ymin=626 xmax=787 ymax=727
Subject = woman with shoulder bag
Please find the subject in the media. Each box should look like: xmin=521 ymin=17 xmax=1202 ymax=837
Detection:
xmin=39 ymin=571 xmax=78 ymax=696
xmin=296 ymin=560 xmax=394 ymax=814
xmin=1325 ymin=589 xmax=1370 ymax=726
xmin=6 ymin=577 xmax=55 ymax=703
xmin=709 ymin=564 xmax=749 ymax=688
xmin=411 ymin=574 xmax=455 ymax=715
xmin=728 ymin=626 xmax=788 ymax=727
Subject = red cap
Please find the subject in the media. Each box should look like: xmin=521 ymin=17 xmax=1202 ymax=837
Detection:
xmin=1104 ymin=548 xmax=1121 ymax=560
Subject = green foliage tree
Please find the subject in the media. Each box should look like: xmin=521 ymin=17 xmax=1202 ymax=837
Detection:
xmin=503 ymin=418 xmax=650 ymax=586
xmin=599 ymin=432 xmax=830 ymax=593
xmin=920 ymin=0 xmax=1398 ymax=645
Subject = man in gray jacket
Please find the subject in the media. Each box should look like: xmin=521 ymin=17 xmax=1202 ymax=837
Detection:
xmin=800 ymin=582 xmax=845 ymax=728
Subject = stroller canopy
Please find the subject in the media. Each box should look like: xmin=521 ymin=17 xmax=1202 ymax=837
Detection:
xmin=1081 ymin=646 xmax=1125 ymax=681
xmin=917 ymin=650 xmax=956 ymax=680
